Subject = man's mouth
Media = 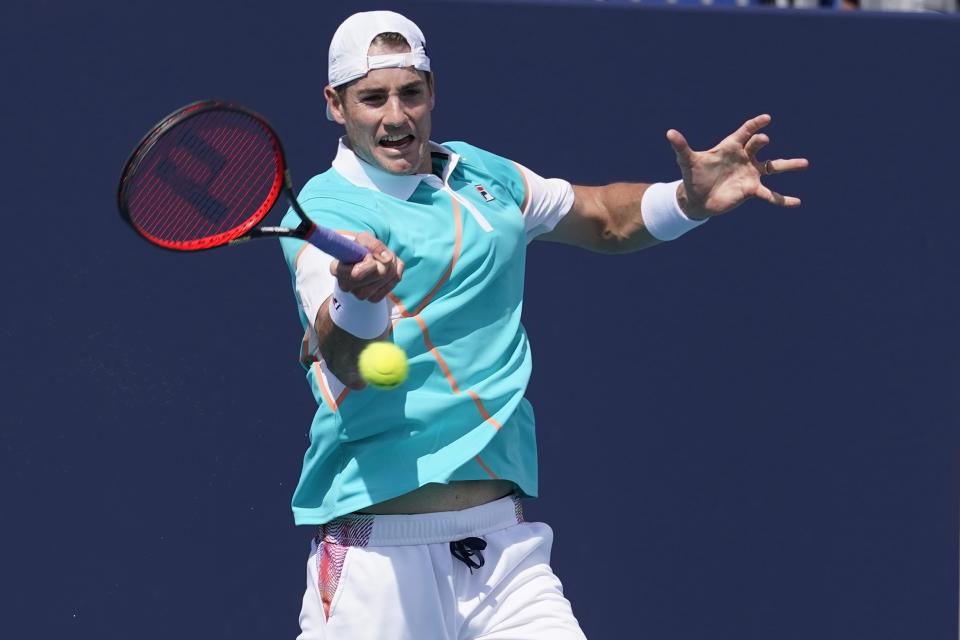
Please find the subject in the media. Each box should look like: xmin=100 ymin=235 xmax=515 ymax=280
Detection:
xmin=379 ymin=134 xmax=415 ymax=149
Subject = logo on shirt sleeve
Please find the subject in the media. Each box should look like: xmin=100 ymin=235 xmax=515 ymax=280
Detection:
xmin=474 ymin=184 xmax=495 ymax=203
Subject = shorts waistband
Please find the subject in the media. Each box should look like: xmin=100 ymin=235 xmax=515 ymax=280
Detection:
xmin=319 ymin=494 xmax=525 ymax=547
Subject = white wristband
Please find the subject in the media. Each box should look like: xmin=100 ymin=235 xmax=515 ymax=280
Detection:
xmin=329 ymin=282 xmax=389 ymax=339
xmin=641 ymin=180 xmax=707 ymax=241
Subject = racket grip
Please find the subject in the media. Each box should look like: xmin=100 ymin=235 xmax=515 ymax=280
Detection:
xmin=307 ymin=226 xmax=369 ymax=264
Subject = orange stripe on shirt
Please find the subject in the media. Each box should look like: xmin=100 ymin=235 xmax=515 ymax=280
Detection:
xmin=467 ymin=390 xmax=503 ymax=431
xmin=312 ymin=362 xmax=339 ymax=412
xmin=412 ymin=196 xmax=462 ymax=317
xmin=512 ymin=161 xmax=530 ymax=214
xmin=387 ymin=295 xmax=458 ymax=394
xmin=386 ymin=193 xmax=461 ymax=320
xmin=412 ymin=313 xmax=460 ymax=395
xmin=474 ymin=455 xmax=498 ymax=479
xmin=388 ymin=293 xmax=410 ymax=316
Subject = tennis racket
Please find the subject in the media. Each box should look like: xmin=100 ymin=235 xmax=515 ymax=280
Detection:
xmin=117 ymin=99 xmax=367 ymax=262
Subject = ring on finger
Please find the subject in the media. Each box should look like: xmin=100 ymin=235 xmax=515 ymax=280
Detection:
xmin=763 ymin=159 xmax=774 ymax=175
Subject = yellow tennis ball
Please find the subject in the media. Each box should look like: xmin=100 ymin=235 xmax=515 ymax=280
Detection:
xmin=358 ymin=341 xmax=409 ymax=390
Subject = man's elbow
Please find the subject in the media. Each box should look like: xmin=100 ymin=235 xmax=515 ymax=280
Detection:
xmin=595 ymin=219 xmax=659 ymax=254
xmin=598 ymin=223 xmax=633 ymax=253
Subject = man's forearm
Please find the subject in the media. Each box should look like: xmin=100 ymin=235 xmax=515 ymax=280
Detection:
xmin=314 ymin=297 xmax=386 ymax=389
xmin=579 ymin=183 xmax=661 ymax=253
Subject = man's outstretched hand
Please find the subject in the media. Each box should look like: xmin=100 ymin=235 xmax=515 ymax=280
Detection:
xmin=667 ymin=114 xmax=809 ymax=221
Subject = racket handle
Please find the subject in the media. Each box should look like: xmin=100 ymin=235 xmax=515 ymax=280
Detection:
xmin=308 ymin=225 xmax=369 ymax=264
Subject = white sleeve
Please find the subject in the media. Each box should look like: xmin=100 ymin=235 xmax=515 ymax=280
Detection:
xmin=514 ymin=162 xmax=575 ymax=243
xmin=293 ymin=243 xmax=336 ymax=354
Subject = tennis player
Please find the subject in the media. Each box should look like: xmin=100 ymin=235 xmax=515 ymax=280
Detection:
xmin=280 ymin=11 xmax=807 ymax=640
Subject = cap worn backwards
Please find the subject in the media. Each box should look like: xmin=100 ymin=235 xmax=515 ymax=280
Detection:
xmin=326 ymin=11 xmax=431 ymax=120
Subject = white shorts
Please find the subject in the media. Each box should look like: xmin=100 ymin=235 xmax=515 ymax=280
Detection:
xmin=296 ymin=495 xmax=586 ymax=640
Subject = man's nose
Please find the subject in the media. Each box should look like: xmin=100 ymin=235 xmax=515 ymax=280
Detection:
xmin=383 ymin=96 xmax=405 ymax=127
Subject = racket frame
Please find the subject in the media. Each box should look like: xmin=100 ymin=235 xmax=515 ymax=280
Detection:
xmin=118 ymin=100 xmax=316 ymax=252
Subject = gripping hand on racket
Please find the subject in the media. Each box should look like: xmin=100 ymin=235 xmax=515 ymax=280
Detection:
xmin=667 ymin=114 xmax=810 ymax=220
xmin=330 ymin=232 xmax=404 ymax=303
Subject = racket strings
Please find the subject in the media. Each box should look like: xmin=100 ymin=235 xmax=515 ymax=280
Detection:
xmin=132 ymin=148 xmax=218 ymax=239
xmin=136 ymin=116 xmax=271 ymax=238
xmin=123 ymin=108 xmax=283 ymax=249
xmin=177 ymin=120 xmax=276 ymax=238
xmin=133 ymin=122 xmax=249 ymax=236
xmin=145 ymin=124 xmax=264 ymax=240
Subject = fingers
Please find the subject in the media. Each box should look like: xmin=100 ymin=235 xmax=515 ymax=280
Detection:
xmin=347 ymin=256 xmax=387 ymax=282
xmin=665 ymin=129 xmax=695 ymax=167
xmin=351 ymin=232 xmax=389 ymax=268
xmin=366 ymin=256 xmax=403 ymax=302
xmin=761 ymin=157 xmax=810 ymax=175
xmin=330 ymin=232 xmax=404 ymax=301
xmin=755 ymin=156 xmax=808 ymax=207
xmin=327 ymin=231 xmax=386 ymax=278
xmin=755 ymin=184 xmax=801 ymax=208
xmin=335 ymin=255 xmax=388 ymax=292
xmin=731 ymin=114 xmax=772 ymax=145
xmin=365 ymin=277 xmax=400 ymax=304
xmin=349 ymin=259 xmax=403 ymax=302
xmin=745 ymin=133 xmax=769 ymax=159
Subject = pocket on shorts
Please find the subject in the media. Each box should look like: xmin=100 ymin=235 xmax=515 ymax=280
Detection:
xmin=317 ymin=540 xmax=353 ymax=620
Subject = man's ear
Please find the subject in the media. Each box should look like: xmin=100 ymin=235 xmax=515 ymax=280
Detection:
xmin=324 ymin=85 xmax=346 ymax=125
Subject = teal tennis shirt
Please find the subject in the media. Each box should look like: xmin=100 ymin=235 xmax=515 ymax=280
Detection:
xmin=280 ymin=140 xmax=569 ymax=525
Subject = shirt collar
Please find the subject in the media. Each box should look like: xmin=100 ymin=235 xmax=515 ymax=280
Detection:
xmin=331 ymin=137 xmax=461 ymax=201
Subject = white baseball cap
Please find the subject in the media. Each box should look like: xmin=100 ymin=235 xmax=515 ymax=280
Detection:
xmin=326 ymin=11 xmax=431 ymax=120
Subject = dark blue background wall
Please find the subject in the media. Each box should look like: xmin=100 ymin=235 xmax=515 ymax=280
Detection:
xmin=2 ymin=1 xmax=957 ymax=638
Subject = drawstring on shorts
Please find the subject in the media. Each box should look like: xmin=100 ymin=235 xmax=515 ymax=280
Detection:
xmin=450 ymin=537 xmax=487 ymax=573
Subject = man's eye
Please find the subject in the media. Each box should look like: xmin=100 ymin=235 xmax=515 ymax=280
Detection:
xmin=361 ymin=95 xmax=385 ymax=104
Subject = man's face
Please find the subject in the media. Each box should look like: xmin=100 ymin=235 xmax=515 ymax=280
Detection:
xmin=325 ymin=43 xmax=435 ymax=176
